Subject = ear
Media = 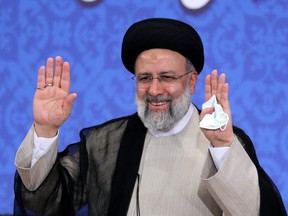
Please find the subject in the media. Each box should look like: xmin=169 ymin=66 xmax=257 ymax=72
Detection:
xmin=189 ymin=71 xmax=198 ymax=95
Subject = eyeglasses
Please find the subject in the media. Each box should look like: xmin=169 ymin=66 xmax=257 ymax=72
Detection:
xmin=132 ymin=71 xmax=193 ymax=88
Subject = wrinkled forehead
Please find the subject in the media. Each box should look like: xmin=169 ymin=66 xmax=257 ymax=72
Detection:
xmin=135 ymin=49 xmax=187 ymax=74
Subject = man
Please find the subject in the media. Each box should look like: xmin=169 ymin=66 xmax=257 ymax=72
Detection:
xmin=14 ymin=18 xmax=286 ymax=216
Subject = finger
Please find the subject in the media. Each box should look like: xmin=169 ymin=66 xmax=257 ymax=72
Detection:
xmin=66 ymin=93 xmax=77 ymax=106
xmin=217 ymin=73 xmax=226 ymax=102
xmin=45 ymin=58 xmax=54 ymax=85
xmin=53 ymin=56 xmax=63 ymax=88
xmin=222 ymin=85 xmax=233 ymax=131
xmin=63 ymin=93 xmax=77 ymax=117
xmin=210 ymin=70 xmax=218 ymax=96
xmin=204 ymin=75 xmax=212 ymax=101
xmin=37 ymin=66 xmax=46 ymax=89
xmin=200 ymin=107 xmax=214 ymax=120
xmin=60 ymin=61 xmax=71 ymax=92
xmin=221 ymin=83 xmax=230 ymax=111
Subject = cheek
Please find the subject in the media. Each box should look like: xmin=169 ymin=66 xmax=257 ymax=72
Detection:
xmin=166 ymin=86 xmax=186 ymax=98
xmin=136 ymin=88 xmax=148 ymax=99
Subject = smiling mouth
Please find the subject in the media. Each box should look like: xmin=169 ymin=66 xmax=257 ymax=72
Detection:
xmin=150 ymin=101 xmax=168 ymax=106
xmin=145 ymin=94 xmax=172 ymax=108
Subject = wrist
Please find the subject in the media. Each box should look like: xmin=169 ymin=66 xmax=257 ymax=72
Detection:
xmin=211 ymin=135 xmax=235 ymax=147
xmin=34 ymin=123 xmax=58 ymax=138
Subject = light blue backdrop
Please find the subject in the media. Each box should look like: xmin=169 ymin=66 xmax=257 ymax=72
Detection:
xmin=0 ymin=0 xmax=287 ymax=214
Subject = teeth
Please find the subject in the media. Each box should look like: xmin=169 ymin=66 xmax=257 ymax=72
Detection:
xmin=151 ymin=102 xmax=166 ymax=106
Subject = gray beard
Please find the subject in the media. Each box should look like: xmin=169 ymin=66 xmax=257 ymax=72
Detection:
xmin=136 ymin=86 xmax=191 ymax=131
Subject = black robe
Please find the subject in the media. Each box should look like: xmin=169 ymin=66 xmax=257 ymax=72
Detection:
xmin=14 ymin=113 xmax=287 ymax=216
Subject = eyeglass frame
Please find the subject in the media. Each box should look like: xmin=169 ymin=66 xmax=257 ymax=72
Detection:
xmin=131 ymin=70 xmax=194 ymax=88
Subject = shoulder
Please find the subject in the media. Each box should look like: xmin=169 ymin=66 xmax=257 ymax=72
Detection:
xmin=79 ymin=113 xmax=140 ymax=138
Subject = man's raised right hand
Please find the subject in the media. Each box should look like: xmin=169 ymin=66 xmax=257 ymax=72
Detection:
xmin=33 ymin=56 xmax=77 ymax=138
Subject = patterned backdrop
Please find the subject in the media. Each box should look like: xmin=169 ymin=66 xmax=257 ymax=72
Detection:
xmin=0 ymin=0 xmax=287 ymax=214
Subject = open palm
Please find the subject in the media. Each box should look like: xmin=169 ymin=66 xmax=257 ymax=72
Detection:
xmin=199 ymin=70 xmax=234 ymax=147
xmin=33 ymin=56 xmax=77 ymax=137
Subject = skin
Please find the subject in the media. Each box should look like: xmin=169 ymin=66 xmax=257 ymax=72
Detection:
xmin=33 ymin=50 xmax=234 ymax=147
xmin=201 ymin=68 xmax=234 ymax=147
xmin=134 ymin=49 xmax=198 ymax=111
xmin=33 ymin=56 xmax=77 ymax=137
xmin=135 ymin=49 xmax=233 ymax=147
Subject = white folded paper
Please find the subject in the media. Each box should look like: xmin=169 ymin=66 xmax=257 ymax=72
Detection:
xmin=199 ymin=95 xmax=229 ymax=131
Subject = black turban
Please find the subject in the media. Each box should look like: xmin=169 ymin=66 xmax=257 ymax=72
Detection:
xmin=121 ymin=18 xmax=204 ymax=74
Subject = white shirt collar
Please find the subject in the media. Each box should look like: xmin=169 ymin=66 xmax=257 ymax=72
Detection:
xmin=149 ymin=104 xmax=194 ymax=137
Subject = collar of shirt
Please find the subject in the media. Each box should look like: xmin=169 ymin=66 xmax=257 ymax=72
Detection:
xmin=149 ymin=104 xmax=194 ymax=137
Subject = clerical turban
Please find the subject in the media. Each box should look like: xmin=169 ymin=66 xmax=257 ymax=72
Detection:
xmin=121 ymin=18 xmax=204 ymax=74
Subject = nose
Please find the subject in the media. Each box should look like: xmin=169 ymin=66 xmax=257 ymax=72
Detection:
xmin=148 ymin=78 xmax=164 ymax=96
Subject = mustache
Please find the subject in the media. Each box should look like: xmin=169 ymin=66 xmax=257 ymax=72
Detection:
xmin=145 ymin=94 xmax=173 ymax=103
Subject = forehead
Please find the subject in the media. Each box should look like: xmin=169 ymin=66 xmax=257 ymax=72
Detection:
xmin=135 ymin=48 xmax=187 ymax=73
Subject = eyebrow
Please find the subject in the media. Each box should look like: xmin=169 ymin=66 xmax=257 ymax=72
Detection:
xmin=137 ymin=71 xmax=177 ymax=76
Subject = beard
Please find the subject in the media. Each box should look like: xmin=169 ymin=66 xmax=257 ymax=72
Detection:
xmin=136 ymin=84 xmax=191 ymax=131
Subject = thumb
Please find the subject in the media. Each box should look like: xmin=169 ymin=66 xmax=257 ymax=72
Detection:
xmin=199 ymin=107 xmax=214 ymax=121
xmin=63 ymin=93 xmax=77 ymax=116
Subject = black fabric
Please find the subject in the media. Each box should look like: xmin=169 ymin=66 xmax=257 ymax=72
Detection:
xmin=121 ymin=18 xmax=204 ymax=74
xmin=107 ymin=113 xmax=147 ymax=216
xmin=13 ymin=112 xmax=287 ymax=216
xmin=14 ymin=159 xmax=76 ymax=216
xmin=233 ymin=126 xmax=287 ymax=216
